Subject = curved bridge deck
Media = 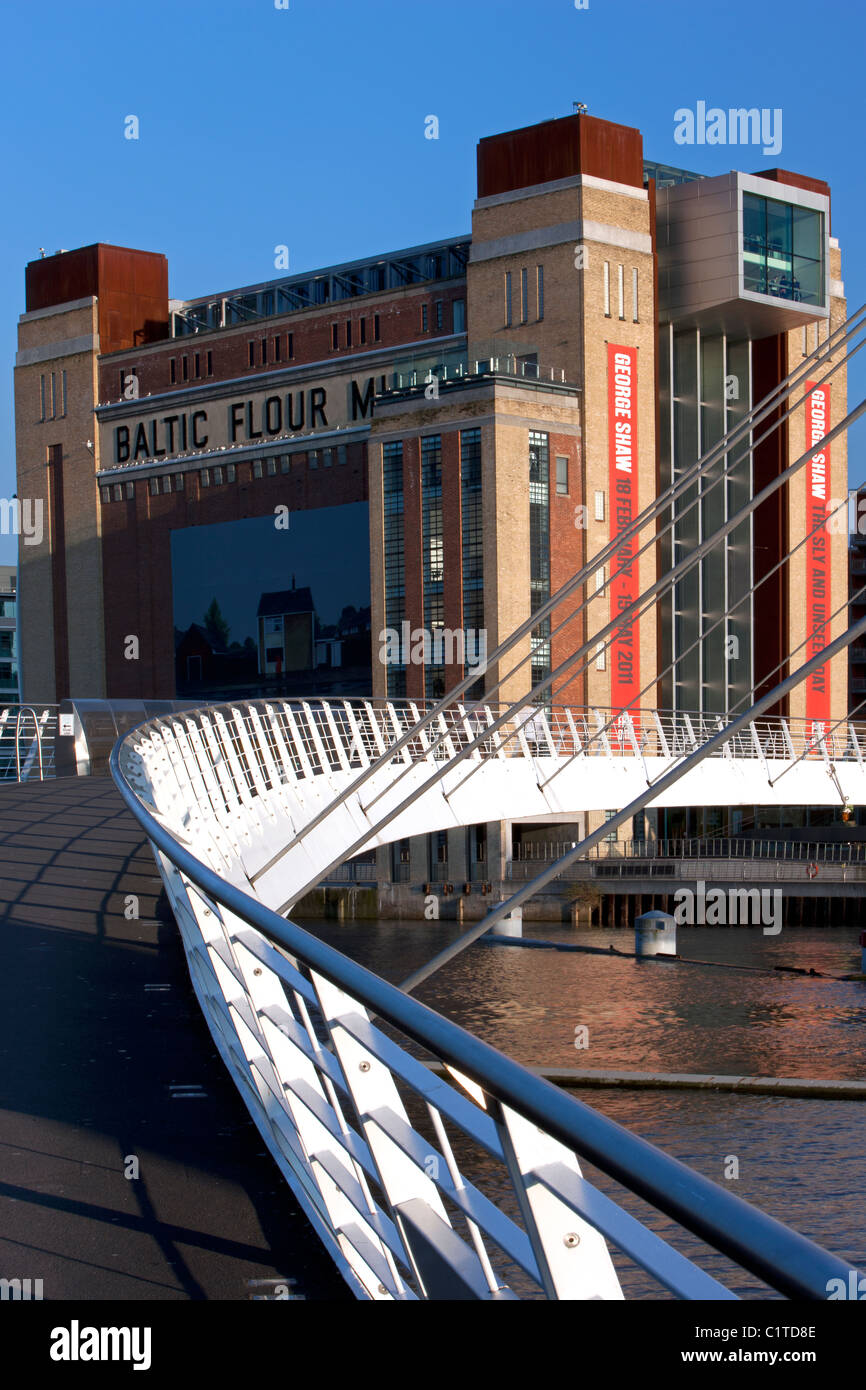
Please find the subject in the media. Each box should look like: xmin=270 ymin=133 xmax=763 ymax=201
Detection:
xmin=0 ymin=776 xmax=348 ymax=1301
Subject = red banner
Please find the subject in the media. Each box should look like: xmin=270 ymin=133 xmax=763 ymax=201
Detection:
xmin=607 ymin=344 xmax=640 ymax=718
xmin=804 ymin=380 xmax=831 ymax=737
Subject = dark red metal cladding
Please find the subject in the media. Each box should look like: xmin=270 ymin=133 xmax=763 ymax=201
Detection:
xmin=477 ymin=113 xmax=644 ymax=199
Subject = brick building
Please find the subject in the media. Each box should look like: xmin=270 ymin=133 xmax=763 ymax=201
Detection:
xmin=14 ymin=110 xmax=850 ymax=852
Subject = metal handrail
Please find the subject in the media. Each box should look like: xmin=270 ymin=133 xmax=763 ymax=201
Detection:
xmin=14 ymin=706 xmax=45 ymax=782
xmin=516 ymin=838 xmax=866 ymax=863
xmin=111 ymin=717 xmax=858 ymax=1301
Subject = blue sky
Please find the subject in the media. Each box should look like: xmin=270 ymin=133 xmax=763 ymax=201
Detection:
xmin=2 ymin=0 xmax=864 ymax=564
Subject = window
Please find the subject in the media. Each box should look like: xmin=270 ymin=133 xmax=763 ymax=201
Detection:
xmin=555 ymin=455 xmax=569 ymax=495
xmin=274 ymin=336 xmax=282 ymax=362
xmin=226 ymin=464 xmax=235 ymax=482
xmin=374 ymin=314 xmax=380 ymax=341
xmin=520 ymin=267 xmax=528 ymax=323
xmin=529 ymin=431 xmax=551 ymax=690
xmin=149 ymin=478 xmax=159 ymax=496
xmin=162 ymin=475 xmax=172 ymax=494
xmin=742 ymin=192 xmax=824 ymax=305
xmin=213 ymin=466 xmax=223 ymax=485
xmin=461 ymin=427 xmax=483 ymax=671
xmin=101 ymin=487 xmax=110 ymax=503
xmin=536 ymin=265 xmax=544 ymax=321
xmin=453 ymin=299 xmax=465 ymax=333
xmin=604 ymin=810 xmax=617 ymax=842
xmin=125 ymin=481 xmax=135 ymax=499
xmin=280 ymin=455 xmax=290 ymax=474
xmin=61 ymin=370 xmax=67 ymax=417
xmin=260 ymin=339 xmax=267 ymax=365
xmin=170 ymin=358 xmax=176 ymax=384
xmin=288 ymin=333 xmax=294 ymax=359
xmin=346 ymin=320 xmax=352 ymax=347
xmin=603 ymin=261 xmax=611 ymax=317
xmin=194 ymin=352 xmax=201 ymax=378
xmin=504 ymin=271 xmax=512 ymax=327
xmin=421 ymin=303 xmax=429 ymax=332
xmin=594 ymin=490 xmax=605 ymax=521
xmin=182 ymin=355 xmax=189 ymax=381
xmin=632 ymin=267 xmax=639 ymax=323
xmin=617 ymin=264 xmax=624 ymax=319
xmin=596 ymin=642 xmax=606 ymax=671
xmin=337 ymin=444 xmax=347 ymax=466
xmin=323 ymin=448 xmax=332 ymax=467
xmin=252 ymin=459 xmax=263 ymax=478
xmin=383 ymin=440 xmax=405 ymax=699
xmin=248 ymin=341 xmax=255 ymax=367
xmin=174 ymin=473 xmax=184 ymax=491
xmin=113 ymin=484 xmax=123 ymax=501
xmin=207 ymin=350 xmax=213 ymax=376
xmin=39 ymin=375 xmax=46 ymax=422
xmin=309 ymin=450 xmax=318 ymax=468
xmin=332 ymin=323 xmax=339 ymax=350
xmin=360 ymin=318 xmax=367 ymax=344
xmin=435 ymin=300 xmax=443 ymax=330
xmin=267 ymin=457 xmax=277 ymax=475
xmin=200 ymin=468 xmax=210 ymax=487
xmin=421 ymin=435 xmax=444 ymax=698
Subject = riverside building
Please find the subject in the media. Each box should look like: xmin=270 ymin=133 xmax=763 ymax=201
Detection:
xmin=14 ymin=110 xmax=850 ymax=862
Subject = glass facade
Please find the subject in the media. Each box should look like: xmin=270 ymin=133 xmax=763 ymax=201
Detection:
xmin=659 ymin=328 xmax=753 ymax=714
xmin=383 ymin=442 xmax=406 ymax=698
xmin=0 ymin=587 xmax=17 ymax=700
xmin=173 ymin=240 xmax=471 ymax=336
xmin=421 ymin=435 xmax=445 ymax=700
xmin=529 ymin=431 xmax=551 ymax=701
xmin=460 ymin=427 xmax=484 ymax=698
xmin=742 ymin=193 xmax=824 ymax=306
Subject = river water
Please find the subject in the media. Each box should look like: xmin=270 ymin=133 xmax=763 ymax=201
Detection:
xmin=295 ymin=917 xmax=866 ymax=1298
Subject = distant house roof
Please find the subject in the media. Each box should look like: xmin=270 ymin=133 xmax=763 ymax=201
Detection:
xmin=257 ymin=587 xmax=315 ymax=618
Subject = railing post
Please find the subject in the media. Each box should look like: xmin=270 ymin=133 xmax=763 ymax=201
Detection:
xmin=492 ymin=1102 xmax=623 ymax=1300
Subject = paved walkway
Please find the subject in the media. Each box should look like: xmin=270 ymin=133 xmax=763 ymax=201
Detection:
xmin=0 ymin=776 xmax=350 ymax=1301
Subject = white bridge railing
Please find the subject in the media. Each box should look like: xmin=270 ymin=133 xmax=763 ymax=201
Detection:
xmin=111 ymin=698 xmax=860 ymax=1301
xmin=0 ymin=705 xmax=58 ymax=781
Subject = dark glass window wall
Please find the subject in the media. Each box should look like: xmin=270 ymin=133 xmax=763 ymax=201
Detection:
xmin=742 ymin=193 xmax=824 ymax=306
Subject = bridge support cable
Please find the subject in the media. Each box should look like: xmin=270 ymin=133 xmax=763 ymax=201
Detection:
xmin=280 ymin=390 xmax=866 ymax=910
xmin=534 ymin=536 xmax=866 ymax=797
xmin=766 ymin=698 xmax=866 ymax=792
xmin=253 ymin=304 xmax=866 ymax=872
xmin=398 ymin=611 xmax=866 ymax=993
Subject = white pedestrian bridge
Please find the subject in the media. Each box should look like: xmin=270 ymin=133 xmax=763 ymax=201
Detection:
xmin=114 ymin=700 xmax=866 ymax=915
xmin=108 ymin=697 xmax=865 ymax=1302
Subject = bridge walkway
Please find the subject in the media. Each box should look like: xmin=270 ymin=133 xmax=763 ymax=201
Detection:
xmin=0 ymin=776 xmax=349 ymax=1301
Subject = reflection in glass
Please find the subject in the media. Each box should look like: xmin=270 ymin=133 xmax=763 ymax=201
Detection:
xmin=742 ymin=193 xmax=823 ymax=306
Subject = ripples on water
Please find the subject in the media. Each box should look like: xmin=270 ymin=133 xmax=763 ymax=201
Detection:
xmin=296 ymin=918 xmax=866 ymax=1297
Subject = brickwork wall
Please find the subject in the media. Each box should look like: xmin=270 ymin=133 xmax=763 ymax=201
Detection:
xmin=99 ymin=284 xmax=466 ymax=404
